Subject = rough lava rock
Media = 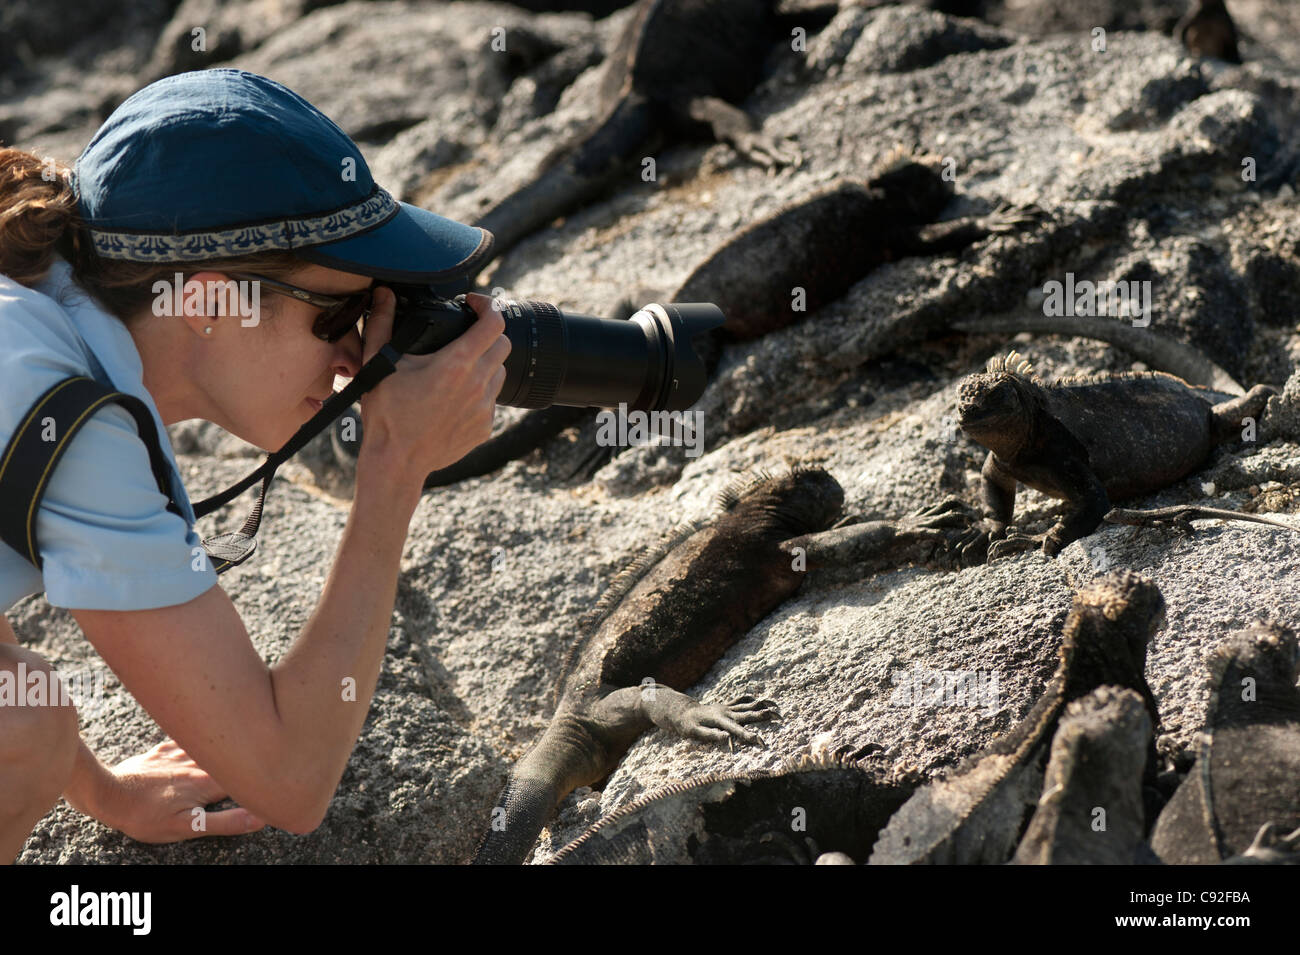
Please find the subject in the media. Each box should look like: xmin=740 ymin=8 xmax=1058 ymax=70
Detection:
xmin=7 ymin=1 xmax=1300 ymax=864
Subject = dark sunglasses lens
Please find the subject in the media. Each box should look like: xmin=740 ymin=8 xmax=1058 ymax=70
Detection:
xmin=314 ymin=291 xmax=371 ymax=342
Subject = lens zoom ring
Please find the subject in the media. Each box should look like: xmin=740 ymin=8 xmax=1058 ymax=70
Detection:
xmin=517 ymin=300 xmax=564 ymax=408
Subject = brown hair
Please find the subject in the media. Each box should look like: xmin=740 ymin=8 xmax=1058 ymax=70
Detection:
xmin=0 ymin=147 xmax=308 ymax=323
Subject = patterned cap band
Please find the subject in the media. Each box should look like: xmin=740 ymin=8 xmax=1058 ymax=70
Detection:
xmin=70 ymin=70 xmax=492 ymax=283
xmin=82 ymin=185 xmax=399 ymax=262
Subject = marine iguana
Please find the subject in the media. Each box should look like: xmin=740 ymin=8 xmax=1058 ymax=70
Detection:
xmin=415 ymin=155 xmax=1044 ymax=486
xmin=547 ymin=754 xmax=914 ymax=864
xmin=1149 ymin=621 xmax=1300 ymax=864
xmin=471 ymin=468 xmax=988 ymax=864
xmin=955 ymin=352 xmax=1277 ymax=558
xmin=473 ymin=0 xmax=801 ymax=263
xmin=1012 ymin=686 xmax=1154 ymax=865
xmin=868 ymin=570 xmax=1165 ymax=865
xmin=1176 ymin=0 xmax=1240 ymax=64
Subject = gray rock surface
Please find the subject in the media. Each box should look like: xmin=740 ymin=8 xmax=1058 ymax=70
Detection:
xmin=7 ymin=1 xmax=1300 ymax=863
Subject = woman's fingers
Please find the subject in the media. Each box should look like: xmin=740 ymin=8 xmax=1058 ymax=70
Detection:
xmin=452 ymin=292 xmax=509 ymax=363
xmin=361 ymin=286 xmax=396 ymax=365
xmin=196 ymin=805 xmax=265 ymax=837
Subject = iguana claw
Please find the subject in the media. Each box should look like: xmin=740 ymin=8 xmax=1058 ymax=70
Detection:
xmin=983 ymin=201 xmax=1048 ymax=233
xmin=987 ymin=531 xmax=1043 ymax=562
xmin=734 ymin=131 xmax=802 ymax=171
xmin=830 ymin=740 xmax=885 ymax=762
xmin=669 ymin=694 xmax=779 ymax=747
xmin=908 ymin=497 xmax=983 ymax=530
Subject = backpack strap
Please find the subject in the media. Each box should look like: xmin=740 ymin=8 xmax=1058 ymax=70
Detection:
xmin=0 ymin=344 xmax=404 ymax=579
xmin=0 ymin=376 xmax=252 ymax=574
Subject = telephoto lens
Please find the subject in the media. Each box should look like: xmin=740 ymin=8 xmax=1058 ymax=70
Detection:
xmin=386 ymin=288 xmax=725 ymax=413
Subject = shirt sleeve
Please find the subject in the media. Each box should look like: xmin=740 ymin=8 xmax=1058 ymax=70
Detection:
xmin=35 ymin=401 xmax=218 ymax=611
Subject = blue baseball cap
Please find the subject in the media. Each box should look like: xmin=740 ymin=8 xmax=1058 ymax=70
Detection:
xmin=71 ymin=69 xmax=493 ymax=283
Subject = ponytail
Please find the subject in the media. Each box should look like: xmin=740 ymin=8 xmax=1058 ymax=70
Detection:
xmin=0 ymin=146 xmax=306 ymax=324
xmin=0 ymin=148 xmax=82 ymax=287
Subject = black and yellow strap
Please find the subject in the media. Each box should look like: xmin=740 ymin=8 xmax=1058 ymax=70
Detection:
xmin=0 ymin=376 xmax=189 ymax=569
xmin=0 ymin=344 xmax=403 ymax=578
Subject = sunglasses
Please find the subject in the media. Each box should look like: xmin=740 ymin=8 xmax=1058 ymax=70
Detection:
xmin=227 ymin=272 xmax=374 ymax=343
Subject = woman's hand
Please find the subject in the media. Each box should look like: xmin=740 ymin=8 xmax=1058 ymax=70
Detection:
xmin=93 ymin=738 xmax=266 ymax=843
xmin=356 ymin=288 xmax=510 ymax=484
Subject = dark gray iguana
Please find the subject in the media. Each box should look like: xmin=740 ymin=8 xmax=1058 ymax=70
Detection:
xmin=471 ymin=468 xmax=988 ymax=864
xmin=868 ymin=570 xmax=1165 ymax=864
xmin=473 ymin=0 xmax=801 ymax=263
xmin=547 ymin=753 xmax=914 ymax=864
xmin=1012 ymin=686 xmax=1155 ymax=865
xmin=416 ymin=154 xmax=1043 ymax=486
xmin=1149 ymin=621 xmax=1300 ymax=864
xmin=955 ymin=352 xmax=1280 ymax=560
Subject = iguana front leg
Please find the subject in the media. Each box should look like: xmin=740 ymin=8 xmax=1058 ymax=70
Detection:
xmin=897 ymin=204 xmax=1047 ymax=257
xmin=778 ymin=498 xmax=984 ymax=572
xmin=684 ymin=95 xmax=802 ymax=169
xmin=949 ymin=452 xmax=1017 ymax=562
xmin=979 ymin=451 xmax=1111 ymax=559
xmin=978 ymin=451 xmax=1017 ymax=532
xmin=1040 ymin=460 xmax=1111 ymax=557
xmin=594 ymin=684 xmax=779 ymax=747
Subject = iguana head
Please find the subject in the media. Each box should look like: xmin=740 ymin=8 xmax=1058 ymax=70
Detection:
xmin=1206 ymin=622 xmax=1300 ymax=719
xmin=867 ymin=147 xmax=952 ymax=221
xmin=1076 ymin=570 xmax=1167 ymax=659
xmin=1060 ymin=571 xmax=1165 ymax=704
xmin=957 ymin=353 xmax=1040 ymax=455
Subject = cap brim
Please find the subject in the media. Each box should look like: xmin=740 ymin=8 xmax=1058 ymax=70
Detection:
xmin=294 ymin=201 xmax=494 ymax=284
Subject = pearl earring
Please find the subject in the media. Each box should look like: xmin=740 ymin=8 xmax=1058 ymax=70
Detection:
xmin=204 ymin=326 xmax=213 ymax=335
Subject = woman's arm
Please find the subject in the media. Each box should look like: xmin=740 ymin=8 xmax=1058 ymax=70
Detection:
xmin=69 ymin=290 xmax=509 ymax=834
xmin=71 ymin=455 xmax=420 ymax=833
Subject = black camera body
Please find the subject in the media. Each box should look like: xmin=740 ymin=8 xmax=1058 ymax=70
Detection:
xmin=385 ymin=286 xmax=724 ymax=413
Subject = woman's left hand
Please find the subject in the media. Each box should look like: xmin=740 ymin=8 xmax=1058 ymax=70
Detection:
xmin=95 ymin=738 xmax=266 ymax=843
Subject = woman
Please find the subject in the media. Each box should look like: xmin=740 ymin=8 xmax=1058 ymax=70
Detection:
xmin=0 ymin=69 xmax=510 ymax=861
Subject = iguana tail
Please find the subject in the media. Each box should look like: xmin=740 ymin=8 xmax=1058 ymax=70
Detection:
xmin=472 ymin=773 xmax=563 ymax=865
xmin=953 ymin=314 xmax=1245 ymax=395
xmin=474 ymin=95 xmax=656 ymax=264
xmin=472 ymin=715 xmax=613 ymax=864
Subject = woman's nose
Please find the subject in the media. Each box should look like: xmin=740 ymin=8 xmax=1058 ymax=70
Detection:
xmin=332 ymin=328 xmax=363 ymax=379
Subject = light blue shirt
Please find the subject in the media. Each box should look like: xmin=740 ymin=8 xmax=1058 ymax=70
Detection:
xmin=0 ymin=257 xmax=217 ymax=612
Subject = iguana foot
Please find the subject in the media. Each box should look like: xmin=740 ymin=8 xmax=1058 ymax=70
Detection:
xmin=907 ymin=497 xmax=983 ymax=530
xmin=646 ymin=690 xmax=779 ymax=746
xmin=732 ymin=130 xmax=802 ymax=171
xmin=949 ymin=516 xmax=1009 ymax=567
xmin=979 ymin=201 xmax=1048 ymax=234
xmin=830 ymin=740 xmax=885 ymax=762
xmin=987 ymin=530 xmax=1044 ymax=562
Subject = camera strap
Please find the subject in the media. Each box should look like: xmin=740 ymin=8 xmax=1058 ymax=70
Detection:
xmin=0 ymin=344 xmax=402 ymax=577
